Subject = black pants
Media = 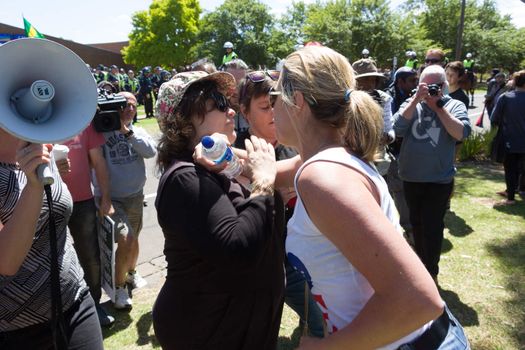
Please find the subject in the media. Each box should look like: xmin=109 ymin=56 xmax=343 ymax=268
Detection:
xmin=142 ymin=92 xmax=154 ymax=117
xmin=403 ymin=181 xmax=454 ymax=277
xmin=0 ymin=291 xmax=103 ymax=350
xmin=503 ymin=153 xmax=525 ymax=200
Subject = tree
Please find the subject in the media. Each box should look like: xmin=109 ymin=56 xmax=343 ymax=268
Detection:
xmin=122 ymin=0 xmax=201 ymax=68
xmin=268 ymin=1 xmax=309 ymax=64
xmin=302 ymin=0 xmax=401 ymax=67
xmin=196 ymin=0 xmax=274 ymax=68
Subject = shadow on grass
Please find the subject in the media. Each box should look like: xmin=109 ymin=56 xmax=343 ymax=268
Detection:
xmin=486 ymin=234 xmax=525 ymax=346
xmin=278 ymin=325 xmax=302 ymax=350
xmin=492 ymin=200 xmax=525 ymax=219
xmin=445 ymin=210 xmax=474 ymax=237
xmin=441 ymin=237 xmax=453 ymax=254
xmin=439 ymin=287 xmax=479 ymax=327
xmin=136 ymin=311 xmax=160 ymax=347
xmin=101 ymin=301 xmax=133 ymax=338
xmin=455 ymin=161 xmax=503 ymax=189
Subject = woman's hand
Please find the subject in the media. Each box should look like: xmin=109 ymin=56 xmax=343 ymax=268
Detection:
xmin=192 ymin=133 xmax=229 ymax=173
xmin=15 ymin=143 xmax=52 ymax=187
xmin=245 ymin=135 xmax=276 ymax=197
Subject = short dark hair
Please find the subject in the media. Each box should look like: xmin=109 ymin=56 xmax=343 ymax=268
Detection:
xmin=513 ymin=70 xmax=525 ymax=88
xmin=445 ymin=61 xmax=465 ymax=77
xmin=238 ymin=73 xmax=276 ymax=114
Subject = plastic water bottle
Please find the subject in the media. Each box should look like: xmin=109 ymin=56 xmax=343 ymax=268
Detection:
xmin=201 ymin=135 xmax=243 ymax=178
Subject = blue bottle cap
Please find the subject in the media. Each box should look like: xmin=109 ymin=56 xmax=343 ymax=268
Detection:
xmin=201 ymin=136 xmax=215 ymax=149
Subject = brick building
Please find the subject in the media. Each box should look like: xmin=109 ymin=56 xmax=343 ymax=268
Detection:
xmin=0 ymin=23 xmax=134 ymax=70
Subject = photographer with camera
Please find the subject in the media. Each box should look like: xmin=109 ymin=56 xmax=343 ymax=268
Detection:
xmin=393 ymin=65 xmax=471 ymax=284
xmin=93 ymin=91 xmax=157 ymax=310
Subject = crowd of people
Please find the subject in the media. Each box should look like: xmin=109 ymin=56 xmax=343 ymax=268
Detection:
xmin=2 ymin=37 xmax=524 ymax=350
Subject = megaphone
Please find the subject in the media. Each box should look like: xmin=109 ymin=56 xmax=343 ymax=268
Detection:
xmin=0 ymin=38 xmax=97 ymax=184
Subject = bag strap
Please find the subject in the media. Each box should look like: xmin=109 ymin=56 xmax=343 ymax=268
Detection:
xmin=155 ymin=160 xmax=194 ymax=209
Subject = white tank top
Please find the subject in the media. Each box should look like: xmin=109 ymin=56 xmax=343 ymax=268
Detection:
xmin=285 ymin=147 xmax=431 ymax=349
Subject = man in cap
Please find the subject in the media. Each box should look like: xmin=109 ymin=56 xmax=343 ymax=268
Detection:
xmin=108 ymin=65 xmax=122 ymax=92
xmin=139 ymin=67 xmax=154 ymax=118
xmin=353 ymin=59 xmax=395 ymax=145
xmin=385 ymin=66 xmax=418 ymax=243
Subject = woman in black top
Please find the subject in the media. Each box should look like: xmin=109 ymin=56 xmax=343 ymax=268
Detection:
xmin=445 ymin=61 xmax=470 ymax=109
xmin=153 ymin=71 xmax=285 ymax=349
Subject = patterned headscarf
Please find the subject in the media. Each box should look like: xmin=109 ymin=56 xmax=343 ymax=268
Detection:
xmin=155 ymin=71 xmax=237 ymax=122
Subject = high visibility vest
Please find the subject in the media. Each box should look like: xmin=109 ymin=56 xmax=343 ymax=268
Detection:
xmin=405 ymin=58 xmax=418 ymax=69
xmin=222 ymin=51 xmax=238 ymax=65
xmin=124 ymin=77 xmax=139 ymax=93
xmin=464 ymin=59 xmax=474 ymax=69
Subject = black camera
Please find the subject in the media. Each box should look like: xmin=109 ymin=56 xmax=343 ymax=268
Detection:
xmin=427 ymin=84 xmax=441 ymax=96
xmin=93 ymin=89 xmax=126 ymax=133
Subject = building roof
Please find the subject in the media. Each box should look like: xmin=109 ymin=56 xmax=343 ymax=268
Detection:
xmin=0 ymin=22 xmax=133 ymax=70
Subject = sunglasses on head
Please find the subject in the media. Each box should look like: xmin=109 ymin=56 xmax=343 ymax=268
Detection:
xmin=246 ymin=70 xmax=280 ymax=83
xmin=210 ymin=91 xmax=230 ymax=112
xmin=425 ymin=58 xmax=442 ymax=64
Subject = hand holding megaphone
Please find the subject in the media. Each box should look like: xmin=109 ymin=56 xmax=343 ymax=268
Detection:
xmin=0 ymin=38 xmax=98 ymax=185
xmin=16 ymin=143 xmax=53 ymax=187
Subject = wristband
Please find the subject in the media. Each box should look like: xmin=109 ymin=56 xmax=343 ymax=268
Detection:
xmin=124 ymin=130 xmax=134 ymax=139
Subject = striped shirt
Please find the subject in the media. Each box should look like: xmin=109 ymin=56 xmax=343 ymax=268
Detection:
xmin=0 ymin=163 xmax=87 ymax=331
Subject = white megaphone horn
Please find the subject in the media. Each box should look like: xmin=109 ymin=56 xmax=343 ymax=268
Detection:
xmin=0 ymin=38 xmax=98 ymax=184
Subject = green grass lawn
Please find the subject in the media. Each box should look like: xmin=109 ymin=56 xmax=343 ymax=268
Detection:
xmin=102 ymin=161 xmax=525 ymax=350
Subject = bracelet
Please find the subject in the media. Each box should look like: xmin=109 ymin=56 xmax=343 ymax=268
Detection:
xmin=250 ymin=181 xmax=274 ymax=197
xmin=124 ymin=130 xmax=134 ymax=139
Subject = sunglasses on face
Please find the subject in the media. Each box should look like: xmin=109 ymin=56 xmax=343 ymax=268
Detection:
xmin=210 ymin=91 xmax=230 ymax=112
xmin=246 ymin=70 xmax=280 ymax=83
xmin=425 ymin=58 xmax=442 ymax=64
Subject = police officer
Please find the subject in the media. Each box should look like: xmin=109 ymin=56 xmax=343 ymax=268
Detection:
xmin=95 ymin=64 xmax=108 ymax=84
xmin=463 ymin=53 xmax=475 ymax=73
xmin=221 ymin=41 xmax=238 ymax=67
xmin=122 ymin=70 xmax=139 ymax=94
xmin=108 ymin=65 xmax=122 ymax=92
xmin=138 ymin=67 xmax=154 ymax=118
xmin=404 ymin=51 xmax=419 ymax=70
xmin=151 ymin=66 xmax=162 ymax=100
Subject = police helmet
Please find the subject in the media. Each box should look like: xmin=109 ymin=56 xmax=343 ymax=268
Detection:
xmin=362 ymin=49 xmax=369 ymax=56
xmin=223 ymin=41 xmax=234 ymax=49
xmin=142 ymin=66 xmax=151 ymax=74
xmin=466 ymin=53 xmax=472 ymax=59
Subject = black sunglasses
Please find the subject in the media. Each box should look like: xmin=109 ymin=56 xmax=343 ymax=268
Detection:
xmin=210 ymin=91 xmax=230 ymax=112
xmin=425 ymin=58 xmax=442 ymax=64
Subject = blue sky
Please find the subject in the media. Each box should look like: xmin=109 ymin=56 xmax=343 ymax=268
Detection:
xmin=1 ymin=0 xmax=524 ymax=44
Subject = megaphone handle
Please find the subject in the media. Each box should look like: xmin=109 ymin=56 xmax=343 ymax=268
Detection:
xmin=37 ymin=163 xmax=54 ymax=185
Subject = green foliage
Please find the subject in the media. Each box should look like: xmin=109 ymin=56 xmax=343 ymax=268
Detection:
xmin=457 ymin=128 xmax=497 ymax=162
xmin=196 ymin=0 xmax=274 ymax=68
xmin=123 ymin=0 xmax=524 ymax=75
xmin=123 ymin=0 xmax=201 ymax=68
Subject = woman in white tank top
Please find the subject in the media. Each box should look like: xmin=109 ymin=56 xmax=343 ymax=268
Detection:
xmin=271 ymin=46 xmax=470 ymax=349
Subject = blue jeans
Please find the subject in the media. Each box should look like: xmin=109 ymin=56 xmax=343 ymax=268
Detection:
xmin=399 ymin=305 xmax=470 ymax=349
xmin=284 ymin=261 xmax=325 ymax=338
xmin=68 ymin=198 xmax=102 ymax=303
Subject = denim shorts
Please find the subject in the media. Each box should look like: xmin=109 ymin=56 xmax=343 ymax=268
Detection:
xmin=398 ymin=304 xmax=470 ymax=350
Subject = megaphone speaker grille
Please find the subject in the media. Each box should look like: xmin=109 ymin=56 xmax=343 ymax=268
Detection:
xmin=0 ymin=38 xmax=98 ymax=143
